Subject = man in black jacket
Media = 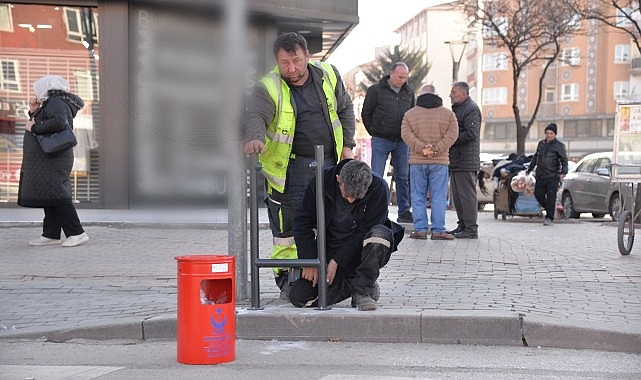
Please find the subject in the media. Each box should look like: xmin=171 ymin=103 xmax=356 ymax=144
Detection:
xmin=361 ymin=62 xmax=415 ymax=224
xmin=528 ymin=123 xmax=568 ymax=226
xmin=448 ymin=82 xmax=481 ymax=239
xmin=289 ymin=159 xmax=404 ymax=311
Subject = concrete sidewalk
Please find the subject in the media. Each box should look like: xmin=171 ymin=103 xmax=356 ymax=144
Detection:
xmin=1 ymin=206 xmax=640 ymax=353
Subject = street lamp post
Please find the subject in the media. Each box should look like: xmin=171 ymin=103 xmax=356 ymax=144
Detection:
xmin=445 ymin=40 xmax=468 ymax=83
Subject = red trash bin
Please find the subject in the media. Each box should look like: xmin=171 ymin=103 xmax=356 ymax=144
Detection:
xmin=175 ymin=255 xmax=235 ymax=365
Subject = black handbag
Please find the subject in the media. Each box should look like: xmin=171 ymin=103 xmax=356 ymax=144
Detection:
xmin=35 ymin=123 xmax=77 ymax=156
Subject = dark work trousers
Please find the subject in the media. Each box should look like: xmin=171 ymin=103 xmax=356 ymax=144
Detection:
xmin=42 ymin=202 xmax=85 ymax=239
xmin=449 ymin=171 xmax=478 ymax=232
xmin=288 ymin=224 xmax=394 ymax=308
xmin=266 ymin=156 xmax=334 ymax=281
xmin=534 ymin=176 xmax=560 ymax=220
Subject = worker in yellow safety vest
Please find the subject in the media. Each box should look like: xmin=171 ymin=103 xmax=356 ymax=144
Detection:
xmin=244 ymin=32 xmax=356 ymax=300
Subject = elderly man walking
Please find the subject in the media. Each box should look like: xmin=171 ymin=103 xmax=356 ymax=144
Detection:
xmin=401 ymin=85 xmax=459 ymax=240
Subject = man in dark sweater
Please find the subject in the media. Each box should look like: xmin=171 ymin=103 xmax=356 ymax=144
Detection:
xmin=289 ymin=159 xmax=403 ymax=311
xmin=528 ymin=123 xmax=568 ymax=226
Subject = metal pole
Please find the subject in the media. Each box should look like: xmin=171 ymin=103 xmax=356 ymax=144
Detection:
xmin=314 ymin=145 xmax=329 ymax=310
xmin=249 ymin=155 xmax=262 ymax=310
xmin=225 ymin=0 xmax=248 ymax=301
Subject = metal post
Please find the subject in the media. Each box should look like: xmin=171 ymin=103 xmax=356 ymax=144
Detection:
xmin=249 ymin=155 xmax=262 ymax=310
xmin=314 ymin=145 xmax=330 ymax=310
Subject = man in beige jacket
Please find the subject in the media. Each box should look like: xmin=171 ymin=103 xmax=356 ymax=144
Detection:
xmin=401 ymin=85 xmax=459 ymax=240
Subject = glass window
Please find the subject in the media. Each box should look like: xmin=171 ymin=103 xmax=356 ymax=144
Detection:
xmin=614 ymin=81 xmax=629 ymax=101
xmin=561 ymin=48 xmax=580 ymax=66
xmin=482 ymin=87 xmax=508 ymax=105
xmin=482 ymin=53 xmax=507 ymax=71
xmin=607 ymin=118 xmax=615 ymax=137
xmin=614 ymin=44 xmax=631 ymax=63
xmin=560 ymin=83 xmax=579 ymax=102
xmin=0 ymin=4 xmax=12 ymax=32
xmin=483 ymin=16 xmax=508 ymax=37
xmin=594 ymin=157 xmax=611 ymax=173
xmin=544 ymin=86 xmax=556 ymax=103
xmin=63 ymin=7 xmax=99 ymax=46
xmin=484 ymin=123 xmax=516 ymax=139
xmin=576 ymin=158 xmax=596 ymax=173
xmin=564 ymin=120 xmax=577 ymax=138
xmin=616 ymin=8 xmax=634 ymax=26
xmin=0 ymin=60 xmax=19 ymax=92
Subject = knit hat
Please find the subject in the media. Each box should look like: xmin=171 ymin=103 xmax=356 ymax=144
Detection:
xmin=545 ymin=123 xmax=557 ymax=135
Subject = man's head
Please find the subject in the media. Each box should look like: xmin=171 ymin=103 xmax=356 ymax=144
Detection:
xmin=420 ymin=84 xmax=436 ymax=95
xmin=273 ymin=32 xmax=310 ymax=86
xmin=544 ymin=123 xmax=557 ymax=143
xmin=388 ymin=62 xmax=409 ymax=89
xmin=336 ymin=160 xmax=373 ymax=203
xmin=449 ymin=81 xmax=469 ymax=105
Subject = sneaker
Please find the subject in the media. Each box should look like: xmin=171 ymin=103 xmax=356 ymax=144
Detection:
xmin=409 ymin=231 xmax=428 ymax=240
xmin=446 ymin=223 xmax=465 ymax=235
xmin=453 ymin=229 xmax=478 ymax=239
xmin=543 ymin=218 xmax=554 ymax=226
xmin=431 ymin=231 xmax=455 ymax=240
xmin=61 ymin=232 xmax=89 ymax=247
xmin=351 ymin=282 xmax=380 ymax=308
xmin=397 ymin=211 xmax=413 ymax=223
xmin=351 ymin=293 xmax=377 ymax=311
xmin=28 ymin=236 xmax=61 ymax=246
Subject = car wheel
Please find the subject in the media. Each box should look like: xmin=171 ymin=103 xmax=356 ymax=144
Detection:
xmin=609 ymin=193 xmax=622 ymax=221
xmin=592 ymin=213 xmax=605 ymax=219
xmin=562 ymin=193 xmax=580 ymax=219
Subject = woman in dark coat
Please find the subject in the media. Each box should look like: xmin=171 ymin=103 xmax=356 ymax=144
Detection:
xmin=19 ymin=75 xmax=89 ymax=247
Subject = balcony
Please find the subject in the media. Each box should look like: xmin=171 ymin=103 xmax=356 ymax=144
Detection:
xmin=631 ymin=57 xmax=641 ymax=76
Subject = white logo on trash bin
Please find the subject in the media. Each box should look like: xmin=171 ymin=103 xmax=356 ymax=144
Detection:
xmin=203 ymin=308 xmax=232 ymax=358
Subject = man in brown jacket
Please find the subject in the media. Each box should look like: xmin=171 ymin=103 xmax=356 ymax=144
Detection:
xmin=401 ymin=85 xmax=459 ymax=240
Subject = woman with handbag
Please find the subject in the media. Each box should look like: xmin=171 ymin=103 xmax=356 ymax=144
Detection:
xmin=18 ymin=75 xmax=89 ymax=247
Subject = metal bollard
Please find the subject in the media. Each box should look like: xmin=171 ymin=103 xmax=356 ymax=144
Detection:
xmin=248 ymin=146 xmax=329 ymax=310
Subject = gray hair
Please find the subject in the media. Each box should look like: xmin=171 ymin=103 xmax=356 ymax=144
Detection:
xmin=338 ymin=160 xmax=372 ymax=199
xmin=452 ymin=81 xmax=469 ymax=95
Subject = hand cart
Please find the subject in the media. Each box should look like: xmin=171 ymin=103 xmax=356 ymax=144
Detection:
xmin=492 ymin=158 xmax=541 ymax=220
xmin=612 ymin=102 xmax=641 ymax=255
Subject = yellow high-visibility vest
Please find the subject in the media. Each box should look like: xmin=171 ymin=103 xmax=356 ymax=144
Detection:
xmin=259 ymin=62 xmax=344 ymax=193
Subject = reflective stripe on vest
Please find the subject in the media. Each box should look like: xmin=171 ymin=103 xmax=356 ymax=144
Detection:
xmin=258 ymin=62 xmax=344 ymax=193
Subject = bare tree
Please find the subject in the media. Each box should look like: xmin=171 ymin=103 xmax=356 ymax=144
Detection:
xmin=567 ymin=0 xmax=640 ymax=54
xmin=463 ymin=0 xmax=579 ymax=155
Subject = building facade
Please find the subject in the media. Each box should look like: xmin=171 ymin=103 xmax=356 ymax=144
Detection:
xmin=0 ymin=0 xmax=358 ymax=207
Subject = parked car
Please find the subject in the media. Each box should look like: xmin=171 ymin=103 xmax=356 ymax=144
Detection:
xmin=559 ymin=152 xmax=633 ymax=221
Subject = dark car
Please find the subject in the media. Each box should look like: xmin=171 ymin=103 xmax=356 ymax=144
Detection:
xmin=560 ymin=152 xmax=633 ymax=221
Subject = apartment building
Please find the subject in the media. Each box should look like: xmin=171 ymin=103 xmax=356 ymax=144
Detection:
xmin=394 ymin=1 xmax=639 ymax=160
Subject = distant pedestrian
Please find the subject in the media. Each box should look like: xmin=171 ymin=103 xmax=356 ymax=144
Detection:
xmin=527 ymin=123 xmax=568 ymax=226
xmin=19 ymin=75 xmax=89 ymax=247
xmin=289 ymin=159 xmax=404 ymax=311
xmin=401 ymin=85 xmax=458 ymax=240
xmin=447 ymin=82 xmax=481 ymax=239
xmin=361 ymin=62 xmax=415 ymax=224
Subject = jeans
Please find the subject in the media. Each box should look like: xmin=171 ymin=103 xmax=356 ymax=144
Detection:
xmin=410 ymin=164 xmax=449 ymax=233
xmin=370 ymin=136 xmax=410 ymax=214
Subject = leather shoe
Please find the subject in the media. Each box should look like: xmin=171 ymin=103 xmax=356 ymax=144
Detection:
xmin=431 ymin=231 xmax=454 ymax=240
xmin=409 ymin=231 xmax=428 ymax=240
xmin=454 ymin=229 xmax=478 ymax=239
xmin=447 ymin=224 xmax=465 ymax=234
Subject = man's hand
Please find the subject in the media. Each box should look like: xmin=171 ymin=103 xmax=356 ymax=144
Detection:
xmin=244 ymin=140 xmax=265 ymax=156
xmin=340 ymin=147 xmax=354 ymax=160
xmin=25 ymin=120 xmax=35 ymax=132
xmin=301 ymin=267 xmax=319 ymax=287
xmin=421 ymin=145 xmax=433 ymax=157
xmin=326 ymin=259 xmax=338 ymax=285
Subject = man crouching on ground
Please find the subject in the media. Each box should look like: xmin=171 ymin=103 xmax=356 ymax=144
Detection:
xmin=289 ymin=159 xmax=403 ymax=311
